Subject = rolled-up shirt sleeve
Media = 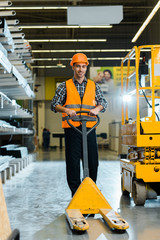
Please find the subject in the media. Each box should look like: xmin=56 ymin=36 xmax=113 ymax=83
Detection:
xmin=95 ymin=83 xmax=107 ymax=112
xmin=51 ymin=82 xmax=66 ymax=112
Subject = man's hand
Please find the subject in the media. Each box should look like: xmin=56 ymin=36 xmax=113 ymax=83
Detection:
xmin=65 ymin=109 xmax=77 ymax=117
xmin=89 ymin=105 xmax=104 ymax=116
xmin=55 ymin=105 xmax=77 ymax=117
xmin=89 ymin=108 xmax=100 ymax=116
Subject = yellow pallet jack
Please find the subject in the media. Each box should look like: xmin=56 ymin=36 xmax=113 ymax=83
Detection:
xmin=65 ymin=111 xmax=129 ymax=232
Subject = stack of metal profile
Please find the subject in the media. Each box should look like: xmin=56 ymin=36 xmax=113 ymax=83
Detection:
xmin=0 ymin=144 xmax=28 ymax=158
xmin=0 ymin=120 xmax=33 ymax=135
xmin=0 ymin=155 xmax=15 ymax=164
xmin=0 ymin=91 xmax=33 ymax=118
xmin=0 ymin=17 xmax=14 ymax=53
xmin=0 ymin=1 xmax=34 ymax=99
xmin=0 ymin=155 xmax=15 ymax=171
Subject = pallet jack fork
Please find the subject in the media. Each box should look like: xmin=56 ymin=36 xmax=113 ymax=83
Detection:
xmin=65 ymin=111 xmax=129 ymax=232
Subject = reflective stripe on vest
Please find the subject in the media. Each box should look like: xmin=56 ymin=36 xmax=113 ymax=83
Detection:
xmin=65 ymin=104 xmax=95 ymax=109
xmin=62 ymin=78 xmax=96 ymax=128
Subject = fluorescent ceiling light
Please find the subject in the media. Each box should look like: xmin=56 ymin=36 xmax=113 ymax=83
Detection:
xmin=32 ymin=49 xmax=130 ymax=53
xmin=33 ymin=58 xmax=54 ymax=61
xmin=0 ymin=6 xmax=68 ymax=10
xmin=33 ymin=58 xmax=71 ymax=61
xmin=79 ymin=25 xmax=112 ymax=28
xmin=132 ymin=0 xmax=160 ymax=42
xmin=31 ymin=65 xmax=66 ymax=69
xmin=96 ymin=57 xmax=123 ymax=60
xmin=32 ymin=57 xmax=125 ymax=61
xmin=20 ymin=25 xmax=112 ymax=29
xmin=21 ymin=25 xmax=79 ymax=29
xmin=28 ymin=39 xmax=107 ymax=42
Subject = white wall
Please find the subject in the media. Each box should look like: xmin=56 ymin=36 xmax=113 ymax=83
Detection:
xmin=45 ymin=101 xmax=63 ymax=147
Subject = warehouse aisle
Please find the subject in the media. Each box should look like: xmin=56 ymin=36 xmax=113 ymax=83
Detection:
xmin=3 ymin=149 xmax=160 ymax=240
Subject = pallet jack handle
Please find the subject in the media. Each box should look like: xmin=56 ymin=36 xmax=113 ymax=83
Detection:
xmin=66 ymin=110 xmax=100 ymax=135
xmin=66 ymin=110 xmax=100 ymax=179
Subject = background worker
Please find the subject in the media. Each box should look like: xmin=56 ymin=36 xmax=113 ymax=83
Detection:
xmin=42 ymin=128 xmax=50 ymax=150
xmin=103 ymin=69 xmax=112 ymax=82
xmin=51 ymin=53 xmax=107 ymax=197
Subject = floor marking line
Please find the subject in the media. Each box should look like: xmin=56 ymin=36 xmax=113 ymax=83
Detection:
xmin=96 ymin=233 xmax=108 ymax=240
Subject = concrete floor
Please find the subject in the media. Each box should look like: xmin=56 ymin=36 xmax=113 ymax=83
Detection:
xmin=3 ymin=148 xmax=160 ymax=240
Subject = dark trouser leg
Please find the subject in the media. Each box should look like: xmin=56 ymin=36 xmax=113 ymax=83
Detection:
xmin=43 ymin=139 xmax=48 ymax=149
xmin=64 ymin=128 xmax=82 ymax=196
xmin=87 ymin=129 xmax=99 ymax=182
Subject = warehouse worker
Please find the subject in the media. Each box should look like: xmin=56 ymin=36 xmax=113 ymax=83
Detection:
xmin=51 ymin=53 xmax=107 ymax=197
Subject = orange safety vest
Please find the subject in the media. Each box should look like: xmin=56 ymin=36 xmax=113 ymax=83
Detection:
xmin=62 ymin=78 xmax=96 ymax=128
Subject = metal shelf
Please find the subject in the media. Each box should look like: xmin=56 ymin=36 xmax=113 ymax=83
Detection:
xmin=0 ymin=18 xmax=14 ymax=53
xmin=0 ymin=91 xmax=33 ymax=118
xmin=0 ymin=120 xmax=33 ymax=135
xmin=0 ymin=155 xmax=15 ymax=165
xmin=0 ymin=48 xmax=12 ymax=72
xmin=0 ymin=13 xmax=34 ymax=100
xmin=0 ymin=1 xmax=34 ymax=136
xmin=0 ymin=50 xmax=34 ymax=99
xmin=0 ymin=127 xmax=33 ymax=135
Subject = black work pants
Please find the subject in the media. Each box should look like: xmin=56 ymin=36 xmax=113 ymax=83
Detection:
xmin=64 ymin=126 xmax=98 ymax=196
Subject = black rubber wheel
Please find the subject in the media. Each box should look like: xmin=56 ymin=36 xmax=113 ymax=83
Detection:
xmin=121 ymin=175 xmax=130 ymax=196
xmin=132 ymin=180 xmax=146 ymax=206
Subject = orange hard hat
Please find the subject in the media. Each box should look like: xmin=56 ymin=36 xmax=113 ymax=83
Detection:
xmin=70 ymin=53 xmax=89 ymax=66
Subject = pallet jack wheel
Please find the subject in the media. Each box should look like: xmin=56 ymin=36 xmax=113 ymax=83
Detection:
xmin=132 ymin=180 xmax=146 ymax=206
xmin=121 ymin=175 xmax=130 ymax=196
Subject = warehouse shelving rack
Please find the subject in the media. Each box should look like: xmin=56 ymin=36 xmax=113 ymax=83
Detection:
xmin=0 ymin=2 xmax=36 ymax=239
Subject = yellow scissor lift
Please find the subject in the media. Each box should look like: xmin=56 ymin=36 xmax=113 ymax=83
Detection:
xmin=121 ymin=45 xmax=160 ymax=205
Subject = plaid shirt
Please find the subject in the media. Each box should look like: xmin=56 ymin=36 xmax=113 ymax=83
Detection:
xmin=51 ymin=77 xmax=107 ymax=112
